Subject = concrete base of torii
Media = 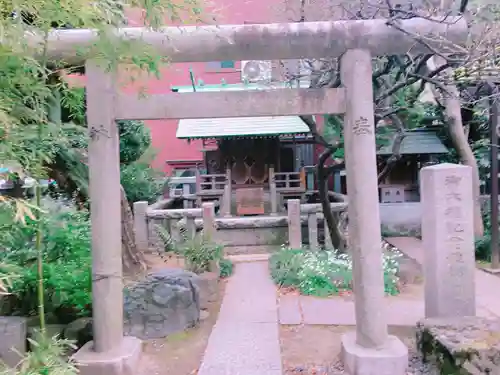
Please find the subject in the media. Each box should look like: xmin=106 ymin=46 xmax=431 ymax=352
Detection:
xmin=341 ymin=332 xmax=408 ymax=375
xmin=72 ymin=336 xmax=143 ymax=375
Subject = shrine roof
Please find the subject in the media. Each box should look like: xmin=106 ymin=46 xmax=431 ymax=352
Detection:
xmin=377 ymin=129 xmax=448 ymax=156
xmin=176 ymin=116 xmax=310 ymax=139
xmin=173 ymin=83 xmax=311 ymax=139
xmin=171 ymin=82 xmax=310 ymax=92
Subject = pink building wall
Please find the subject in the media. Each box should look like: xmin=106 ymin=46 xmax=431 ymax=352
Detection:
xmin=126 ymin=0 xmax=286 ymax=175
xmin=68 ymin=1 xmax=326 ymax=176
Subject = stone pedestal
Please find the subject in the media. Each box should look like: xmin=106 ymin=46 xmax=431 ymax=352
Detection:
xmin=0 ymin=316 xmax=27 ymax=368
xmin=420 ymin=163 xmax=475 ymax=318
xmin=341 ymin=332 xmax=408 ymax=375
xmin=73 ymin=336 xmax=142 ymax=375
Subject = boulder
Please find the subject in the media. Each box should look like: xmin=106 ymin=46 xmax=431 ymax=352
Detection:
xmin=123 ymin=269 xmax=201 ymax=339
xmin=417 ymin=316 xmax=500 ymax=375
xmin=63 ymin=317 xmax=92 ymax=343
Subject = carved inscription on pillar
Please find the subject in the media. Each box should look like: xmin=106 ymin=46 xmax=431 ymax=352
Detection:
xmin=352 ymin=116 xmax=372 ymax=135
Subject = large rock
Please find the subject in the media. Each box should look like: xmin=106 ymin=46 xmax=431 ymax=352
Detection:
xmin=123 ymin=269 xmax=201 ymax=339
xmin=417 ymin=317 xmax=500 ymax=374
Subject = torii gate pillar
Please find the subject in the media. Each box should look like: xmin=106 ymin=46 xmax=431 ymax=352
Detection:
xmin=340 ymin=49 xmax=408 ymax=375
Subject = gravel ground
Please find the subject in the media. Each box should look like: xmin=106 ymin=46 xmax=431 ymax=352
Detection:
xmin=325 ymin=349 xmax=439 ymax=375
xmin=285 ymin=348 xmax=439 ymax=375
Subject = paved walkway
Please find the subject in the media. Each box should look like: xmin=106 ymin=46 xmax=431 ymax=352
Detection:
xmin=198 ymin=261 xmax=282 ymax=375
xmin=278 ymin=237 xmax=500 ymax=326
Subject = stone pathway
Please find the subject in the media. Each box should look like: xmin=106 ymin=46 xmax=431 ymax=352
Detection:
xmin=278 ymin=237 xmax=500 ymax=326
xmin=197 ymin=261 xmax=282 ymax=375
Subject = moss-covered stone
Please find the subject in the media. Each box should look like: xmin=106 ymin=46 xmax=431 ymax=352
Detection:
xmin=417 ymin=317 xmax=500 ymax=374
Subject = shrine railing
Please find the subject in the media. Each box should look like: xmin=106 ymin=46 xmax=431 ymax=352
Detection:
xmin=269 ymin=167 xmax=307 ymax=215
xmin=133 ymin=200 xmax=218 ymax=252
xmin=195 ymin=168 xmax=232 ymax=216
xmin=273 ymin=169 xmax=306 ymax=193
xmin=287 ymin=200 xmax=348 ymax=250
xmin=133 ymin=198 xmax=348 ymax=252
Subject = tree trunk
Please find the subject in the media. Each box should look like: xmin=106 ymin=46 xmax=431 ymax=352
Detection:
xmin=429 ymin=57 xmax=484 ymax=236
xmin=317 ymin=148 xmax=346 ymax=251
xmin=120 ymin=185 xmax=147 ymax=275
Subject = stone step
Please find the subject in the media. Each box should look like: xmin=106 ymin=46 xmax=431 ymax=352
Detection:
xmin=227 ymin=253 xmax=271 ymax=263
xmin=224 ymin=245 xmax=281 ymax=256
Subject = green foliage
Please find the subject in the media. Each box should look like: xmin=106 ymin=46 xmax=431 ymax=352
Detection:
xmin=119 ymin=120 xmax=152 ymax=164
xmin=475 ymin=204 xmax=497 ymax=261
xmin=156 ymin=225 xmax=224 ymax=274
xmin=322 ymin=82 xmax=443 ymax=161
xmin=269 ymin=247 xmax=401 ymax=297
xmin=219 ymin=258 xmax=233 ymax=278
xmin=0 ymin=333 xmax=78 ymax=375
xmin=120 ymin=161 xmax=164 ymax=205
xmin=0 ymin=198 xmax=92 ymax=318
xmin=178 ymin=235 xmax=224 ymax=274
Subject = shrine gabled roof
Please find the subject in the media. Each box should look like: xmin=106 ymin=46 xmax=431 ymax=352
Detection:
xmin=377 ymin=129 xmax=449 ymax=155
xmin=173 ymin=83 xmax=312 ymax=139
xmin=176 ymin=116 xmax=310 ymax=139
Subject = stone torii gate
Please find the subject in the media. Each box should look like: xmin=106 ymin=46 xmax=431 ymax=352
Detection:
xmin=42 ymin=17 xmax=466 ymax=375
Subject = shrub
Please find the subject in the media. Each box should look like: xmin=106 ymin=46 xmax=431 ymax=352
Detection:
xmin=269 ymin=247 xmax=401 ymax=297
xmin=0 ymin=198 xmax=92 ymax=319
xmin=0 ymin=334 xmax=78 ymax=375
xmin=120 ymin=161 xmax=164 ymax=205
xmin=177 ymin=235 xmax=223 ymax=274
xmin=475 ymin=206 xmax=494 ymax=261
xmin=219 ymin=258 xmax=233 ymax=278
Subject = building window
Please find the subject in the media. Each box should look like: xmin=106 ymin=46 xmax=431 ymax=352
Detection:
xmin=206 ymin=60 xmax=236 ymax=72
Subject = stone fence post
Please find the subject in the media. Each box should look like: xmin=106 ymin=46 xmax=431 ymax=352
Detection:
xmin=202 ymin=202 xmax=216 ymax=242
xmin=287 ymin=199 xmax=302 ymax=248
xmin=420 ymin=163 xmax=475 ymax=318
xmin=269 ymin=167 xmax=278 ymax=215
xmin=308 ymin=212 xmax=318 ymax=250
xmin=222 ymin=168 xmax=232 ymax=217
xmin=324 ymin=217 xmax=333 ymax=249
xmin=133 ymin=201 xmax=149 ymax=252
xmin=182 ymin=184 xmax=190 ymax=209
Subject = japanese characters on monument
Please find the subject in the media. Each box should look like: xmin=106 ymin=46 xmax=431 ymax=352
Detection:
xmin=443 ymin=174 xmax=467 ymax=282
xmin=421 ymin=163 xmax=475 ymax=318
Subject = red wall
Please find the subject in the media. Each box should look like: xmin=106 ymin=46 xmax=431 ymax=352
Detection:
xmin=69 ymin=1 xmax=326 ymax=176
xmin=125 ymin=0 xmax=283 ymax=175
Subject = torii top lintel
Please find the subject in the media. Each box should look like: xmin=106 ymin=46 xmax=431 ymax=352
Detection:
xmin=37 ymin=17 xmax=466 ymax=65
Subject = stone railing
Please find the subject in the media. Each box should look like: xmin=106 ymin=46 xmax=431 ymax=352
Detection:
xmin=134 ymin=201 xmax=216 ymax=252
xmin=166 ymin=176 xmax=196 ymax=208
xmin=287 ymin=199 xmax=348 ymax=250
xmin=134 ymin=198 xmax=348 ymax=252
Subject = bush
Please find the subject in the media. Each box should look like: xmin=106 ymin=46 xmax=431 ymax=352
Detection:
xmin=0 ymin=198 xmax=92 ymax=319
xmin=177 ymin=235 xmax=223 ymax=274
xmin=269 ymin=247 xmax=401 ymax=297
xmin=475 ymin=205 xmax=495 ymax=261
xmin=120 ymin=161 xmax=164 ymax=205
xmin=0 ymin=334 xmax=78 ymax=375
xmin=219 ymin=258 xmax=233 ymax=278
